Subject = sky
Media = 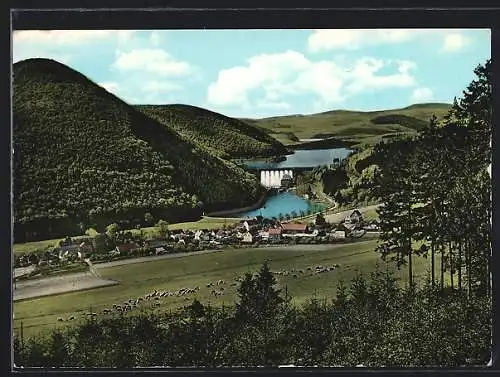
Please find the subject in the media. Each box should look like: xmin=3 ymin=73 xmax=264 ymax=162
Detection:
xmin=12 ymin=29 xmax=490 ymax=118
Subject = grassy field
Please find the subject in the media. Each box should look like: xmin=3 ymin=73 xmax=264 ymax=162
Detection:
xmin=13 ymin=238 xmax=62 ymax=256
xmin=168 ymin=217 xmax=240 ymax=230
xmin=13 ymin=238 xmax=438 ymax=339
xmin=243 ymin=103 xmax=451 ymax=146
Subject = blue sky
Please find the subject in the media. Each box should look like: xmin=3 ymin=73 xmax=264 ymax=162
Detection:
xmin=12 ymin=29 xmax=490 ymax=118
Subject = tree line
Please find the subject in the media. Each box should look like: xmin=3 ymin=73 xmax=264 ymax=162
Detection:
xmin=13 ymin=262 xmax=490 ymax=368
xmin=375 ymin=59 xmax=491 ymax=296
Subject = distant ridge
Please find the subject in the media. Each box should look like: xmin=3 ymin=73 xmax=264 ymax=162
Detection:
xmin=241 ymin=103 xmax=451 ymax=146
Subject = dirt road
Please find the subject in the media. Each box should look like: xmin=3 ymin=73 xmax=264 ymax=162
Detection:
xmin=13 ymin=272 xmax=118 ymax=301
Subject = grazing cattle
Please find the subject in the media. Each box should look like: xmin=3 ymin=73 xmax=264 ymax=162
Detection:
xmin=206 ymin=283 xmax=212 ymax=287
xmin=57 ymin=317 xmax=64 ymax=322
xmin=68 ymin=316 xmax=75 ymax=321
xmin=292 ymin=274 xmax=298 ymax=278
xmin=306 ymin=267 xmax=312 ymax=271
xmin=299 ymin=270 xmax=304 ymax=274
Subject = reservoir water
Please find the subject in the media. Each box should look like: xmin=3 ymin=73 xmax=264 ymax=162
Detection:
xmin=231 ymin=147 xmax=351 ymax=219
xmin=233 ymin=191 xmax=326 ymax=219
xmin=238 ymin=147 xmax=352 ymax=170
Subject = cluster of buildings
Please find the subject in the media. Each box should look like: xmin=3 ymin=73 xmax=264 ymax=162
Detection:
xmin=15 ymin=209 xmax=379 ymax=270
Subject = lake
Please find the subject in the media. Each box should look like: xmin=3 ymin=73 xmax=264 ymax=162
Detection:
xmin=233 ymin=191 xmax=326 ymax=219
xmin=237 ymin=148 xmax=352 ymax=170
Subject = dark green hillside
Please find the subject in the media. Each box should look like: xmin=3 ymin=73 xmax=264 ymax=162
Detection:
xmin=136 ymin=104 xmax=288 ymax=159
xmin=13 ymin=58 xmax=263 ymax=242
xmin=370 ymin=114 xmax=428 ymax=131
xmin=245 ymin=103 xmax=451 ymax=146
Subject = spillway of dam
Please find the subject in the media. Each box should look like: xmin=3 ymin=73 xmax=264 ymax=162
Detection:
xmin=260 ymin=170 xmax=293 ymax=188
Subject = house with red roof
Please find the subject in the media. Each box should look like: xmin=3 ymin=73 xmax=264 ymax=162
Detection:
xmin=280 ymin=223 xmax=308 ymax=235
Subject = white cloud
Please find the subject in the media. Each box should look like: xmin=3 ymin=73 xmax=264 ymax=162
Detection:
xmin=307 ymin=29 xmax=475 ymax=54
xmin=207 ymin=50 xmax=309 ymax=107
xmin=143 ymin=80 xmax=183 ymax=92
xmin=12 ymin=30 xmax=139 ymax=63
xmin=207 ymin=51 xmax=418 ymax=112
xmin=307 ymin=29 xmax=430 ymax=52
xmin=12 ymin=30 xmax=135 ymax=45
xmin=346 ymin=59 xmax=416 ymax=94
xmin=441 ymin=33 xmax=469 ymax=52
xmin=149 ymin=31 xmax=162 ymax=47
xmin=256 ymin=100 xmax=291 ymax=110
xmin=98 ymin=81 xmax=120 ymax=92
xmin=12 ymin=48 xmax=73 ymax=64
xmin=113 ymin=49 xmax=192 ymax=77
xmin=411 ymin=87 xmax=434 ymax=103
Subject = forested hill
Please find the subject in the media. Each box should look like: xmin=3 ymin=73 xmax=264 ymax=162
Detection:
xmin=136 ymin=104 xmax=288 ymax=159
xmin=13 ymin=58 xmax=263 ymax=242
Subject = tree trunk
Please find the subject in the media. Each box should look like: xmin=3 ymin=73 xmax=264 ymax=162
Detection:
xmin=407 ymin=203 xmax=413 ymax=287
xmin=408 ymin=239 xmax=413 ymax=287
xmin=449 ymin=240 xmax=454 ymax=289
xmin=440 ymin=243 xmax=445 ymax=291
xmin=466 ymin=239 xmax=472 ymax=299
xmin=458 ymin=240 xmax=462 ymax=290
xmin=431 ymin=240 xmax=435 ymax=287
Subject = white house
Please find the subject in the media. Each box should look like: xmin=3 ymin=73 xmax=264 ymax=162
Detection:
xmin=330 ymin=230 xmax=346 ymax=240
xmin=344 ymin=209 xmax=363 ymax=225
xmin=242 ymin=232 xmax=253 ymax=243
xmin=194 ymin=230 xmax=203 ymax=241
xmin=259 ymin=231 xmax=270 ymax=241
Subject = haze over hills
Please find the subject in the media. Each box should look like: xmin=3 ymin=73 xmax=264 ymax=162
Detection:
xmin=136 ymin=104 xmax=288 ymax=159
xmin=241 ymin=103 xmax=451 ymax=146
xmin=12 ymin=58 xmax=264 ymax=242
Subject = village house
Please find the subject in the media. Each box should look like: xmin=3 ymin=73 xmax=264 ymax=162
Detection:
xmin=258 ymin=230 xmax=269 ymax=241
xmin=145 ymin=239 xmax=170 ymax=255
xmin=344 ymin=209 xmax=363 ymax=227
xmin=114 ymin=242 xmax=141 ymax=256
xmin=280 ymin=223 xmax=308 ymax=235
xmin=194 ymin=230 xmax=211 ymax=242
xmin=268 ymin=228 xmax=282 ymax=242
xmin=215 ymin=229 xmax=226 ymax=239
xmin=57 ymin=243 xmax=83 ymax=261
xmin=329 ymin=230 xmax=346 ymax=240
xmin=241 ymin=217 xmax=259 ymax=232
xmin=242 ymin=231 xmax=253 ymax=243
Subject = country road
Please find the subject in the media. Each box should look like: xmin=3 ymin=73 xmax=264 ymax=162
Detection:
xmin=90 ymin=240 xmax=376 ymax=270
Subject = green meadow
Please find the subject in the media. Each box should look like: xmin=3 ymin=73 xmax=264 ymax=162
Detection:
xmin=13 ymin=239 xmax=438 ymax=339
